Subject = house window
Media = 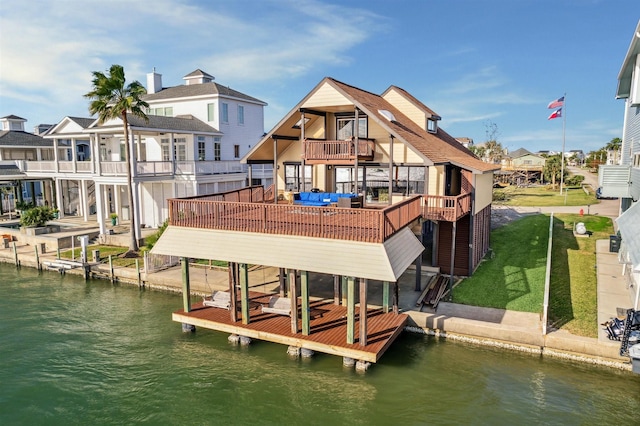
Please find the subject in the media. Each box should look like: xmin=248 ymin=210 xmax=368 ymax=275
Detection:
xmin=222 ymin=103 xmax=229 ymax=123
xmin=161 ymin=138 xmax=170 ymax=161
xmin=198 ymin=140 xmax=206 ymax=161
xmin=336 ymin=115 xmax=367 ymax=139
xmin=214 ymin=139 xmax=221 ymax=161
xmin=285 ymin=163 xmax=312 ymax=192
xmin=237 ymin=105 xmax=244 ymax=125
xmin=148 ymin=107 xmax=173 ymax=116
xmin=427 ymin=119 xmax=438 ymax=133
xmin=207 ymin=104 xmax=215 ymax=122
xmin=174 ymin=137 xmax=186 ymax=161
xmin=234 ymin=144 xmax=240 ymax=158
xmin=100 ymin=143 xmax=108 ymax=161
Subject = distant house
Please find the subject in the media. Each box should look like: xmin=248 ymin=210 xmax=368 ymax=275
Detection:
xmin=599 ymin=20 xmax=640 ymax=310
xmin=498 ymin=148 xmax=545 ymax=185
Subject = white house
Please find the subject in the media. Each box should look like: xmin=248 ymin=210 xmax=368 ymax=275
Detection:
xmin=14 ymin=68 xmax=270 ymax=241
xmin=599 ymin=20 xmax=640 ymax=310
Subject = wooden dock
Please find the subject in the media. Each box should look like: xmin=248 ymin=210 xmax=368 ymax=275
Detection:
xmin=173 ymin=291 xmax=408 ymax=363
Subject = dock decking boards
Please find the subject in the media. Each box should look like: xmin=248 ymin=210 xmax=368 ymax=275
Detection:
xmin=173 ymin=291 xmax=408 ymax=363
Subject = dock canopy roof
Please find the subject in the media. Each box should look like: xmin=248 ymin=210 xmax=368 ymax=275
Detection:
xmin=151 ymin=226 xmax=424 ymax=282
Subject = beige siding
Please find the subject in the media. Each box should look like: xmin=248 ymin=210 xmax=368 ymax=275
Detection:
xmin=303 ymin=82 xmax=352 ymax=108
xmin=474 ymin=172 xmax=493 ymax=213
xmin=152 ymin=226 xmax=423 ymax=282
xmin=382 ymin=88 xmax=426 ymax=130
xmin=368 ymin=120 xmax=424 ymax=164
xmin=429 ymin=166 xmax=445 ymax=196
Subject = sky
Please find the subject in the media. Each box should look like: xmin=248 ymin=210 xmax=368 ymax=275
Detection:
xmin=1 ymin=0 xmax=639 ymax=154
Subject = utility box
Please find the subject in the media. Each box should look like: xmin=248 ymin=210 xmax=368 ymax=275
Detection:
xmin=609 ymin=235 xmax=621 ymax=253
xmin=92 ymin=249 xmax=100 ymax=263
xmin=629 ymin=344 xmax=640 ymax=374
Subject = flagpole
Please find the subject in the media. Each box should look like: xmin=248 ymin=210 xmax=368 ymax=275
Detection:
xmin=559 ymin=93 xmax=566 ymax=195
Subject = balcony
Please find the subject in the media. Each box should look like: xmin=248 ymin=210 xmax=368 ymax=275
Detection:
xmin=422 ymin=193 xmax=472 ymax=222
xmin=169 ymin=187 xmax=423 ymax=243
xmin=303 ymin=138 xmax=375 ymax=164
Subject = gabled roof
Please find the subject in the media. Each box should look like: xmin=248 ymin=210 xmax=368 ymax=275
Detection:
xmin=617 ymin=20 xmax=640 ymax=98
xmin=382 ymin=85 xmax=440 ymax=119
xmin=143 ymin=81 xmax=267 ymax=105
xmin=1 ymin=115 xmax=26 ymax=121
xmin=508 ymin=148 xmax=532 ymax=158
xmin=69 ymin=117 xmax=95 ymax=128
xmin=87 ymin=114 xmax=221 ymax=135
xmin=254 ymin=77 xmax=497 ymax=173
xmin=184 ymin=69 xmax=214 ymax=79
xmin=0 ymin=130 xmax=53 ymax=147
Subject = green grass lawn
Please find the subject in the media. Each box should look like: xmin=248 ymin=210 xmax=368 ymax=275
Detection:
xmin=453 ymin=213 xmax=613 ymax=338
xmin=59 ymin=245 xmax=146 ymax=268
xmin=494 ymin=185 xmax=597 ymax=206
xmin=453 ymin=214 xmax=549 ymax=312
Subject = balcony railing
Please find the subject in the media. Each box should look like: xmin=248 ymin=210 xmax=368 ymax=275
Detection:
xmin=169 ymin=189 xmax=423 ymax=243
xmin=303 ymin=138 xmax=375 ymax=164
xmin=422 ymin=193 xmax=472 ymax=222
xmin=176 ymin=160 xmax=247 ymax=175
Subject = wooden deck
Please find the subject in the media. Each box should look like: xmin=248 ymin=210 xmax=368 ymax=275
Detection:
xmin=173 ymin=291 xmax=408 ymax=363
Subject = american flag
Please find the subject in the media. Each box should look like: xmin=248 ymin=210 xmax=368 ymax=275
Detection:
xmin=547 ymin=96 xmax=564 ymax=109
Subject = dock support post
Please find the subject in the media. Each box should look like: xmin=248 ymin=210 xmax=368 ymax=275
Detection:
xmin=301 ymin=270 xmax=310 ymax=336
xmin=13 ymin=242 xmax=19 ymax=268
xmin=57 ymin=247 xmax=60 ymax=259
xmin=289 ymin=269 xmax=299 ymax=334
xmin=415 ymin=255 xmax=422 ymax=291
xmin=34 ymin=245 xmax=40 ymax=271
xmin=181 ymin=257 xmax=191 ymax=313
xmin=359 ymin=278 xmax=368 ymax=346
xmin=279 ymin=267 xmax=286 ymax=297
xmin=333 ymin=275 xmax=341 ymax=305
xmin=346 ymin=276 xmax=355 ymax=344
xmin=109 ymin=255 xmax=114 ymax=283
xmin=382 ymin=281 xmax=390 ymax=313
xmin=393 ymin=281 xmax=399 ymax=314
xmin=229 ymin=262 xmax=238 ymax=322
xmin=136 ymin=259 xmax=142 ymax=288
xmin=341 ymin=275 xmax=347 ymax=306
xmin=239 ymin=263 xmax=250 ymax=325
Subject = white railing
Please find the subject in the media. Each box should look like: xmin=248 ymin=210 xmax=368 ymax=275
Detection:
xmin=101 ymin=162 xmax=128 ymax=176
xmin=136 ymin=161 xmax=173 ymax=176
xmin=144 ymin=251 xmax=180 ymax=274
xmin=22 ymin=161 xmax=56 ymax=172
xmin=58 ymin=162 xmax=74 ymax=172
xmin=76 ymin=162 xmax=93 ymax=173
xmin=175 ymin=160 xmax=247 ymax=175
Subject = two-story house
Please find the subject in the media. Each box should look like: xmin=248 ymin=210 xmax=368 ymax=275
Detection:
xmin=149 ymin=77 xmax=499 ymax=362
xmin=30 ymin=69 xmax=268 ymax=240
xmin=599 ymin=20 xmax=640 ymax=310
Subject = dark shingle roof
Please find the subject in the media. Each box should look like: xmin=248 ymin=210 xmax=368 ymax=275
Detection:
xmin=99 ymin=114 xmax=221 ymax=134
xmin=0 ymin=164 xmax=25 ymax=177
xmin=184 ymin=69 xmax=214 ymax=79
xmin=0 ymin=130 xmax=53 ymax=147
xmin=143 ymin=82 xmax=266 ymax=105
xmin=508 ymin=148 xmax=533 ymax=158
xmin=1 ymin=115 xmax=26 ymax=120
xmin=68 ymin=117 xmax=95 ymax=128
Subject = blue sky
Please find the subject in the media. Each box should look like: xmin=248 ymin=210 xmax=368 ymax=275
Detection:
xmin=1 ymin=0 xmax=638 ymax=154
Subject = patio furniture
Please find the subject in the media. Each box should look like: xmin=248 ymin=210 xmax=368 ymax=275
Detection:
xmin=261 ymin=296 xmax=292 ymax=316
xmin=203 ymin=290 xmax=231 ymax=309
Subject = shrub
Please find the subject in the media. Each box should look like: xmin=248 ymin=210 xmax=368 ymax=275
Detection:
xmin=19 ymin=206 xmax=56 ymax=227
xmin=564 ymin=175 xmax=585 ymax=186
xmin=144 ymin=220 xmax=168 ymax=250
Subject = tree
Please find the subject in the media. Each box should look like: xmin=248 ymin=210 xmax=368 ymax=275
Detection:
xmin=483 ymin=121 xmax=503 ymax=163
xmin=543 ymin=155 xmax=566 ymax=188
xmin=85 ymin=65 xmax=148 ymax=254
xmin=605 ymin=137 xmax=622 ymax=152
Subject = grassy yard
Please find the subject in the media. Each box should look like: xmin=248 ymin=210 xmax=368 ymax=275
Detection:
xmin=494 ymin=185 xmax=597 ymax=206
xmin=59 ymin=245 xmax=147 ymax=268
xmin=453 ymin=213 xmax=613 ymax=338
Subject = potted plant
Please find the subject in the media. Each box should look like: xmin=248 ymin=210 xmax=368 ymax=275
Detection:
xmin=110 ymin=213 xmax=118 ymax=226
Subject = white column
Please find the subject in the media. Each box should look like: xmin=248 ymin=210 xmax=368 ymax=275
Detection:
xmin=80 ymin=179 xmax=89 ymax=221
xmin=95 ymin=182 xmax=106 ymax=235
xmin=134 ymin=181 xmax=142 ymax=240
xmin=53 ymin=139 xmax=60 ymax=173
xmin=114 ymin=185 xmax=121 ymax=218
xmin=72 ymin=138 xmax=78 ymax=173
xmin=55 ymin=179 xmax=64 ymax=218
xmin=103 ymin=185 xmax=110 ymax=216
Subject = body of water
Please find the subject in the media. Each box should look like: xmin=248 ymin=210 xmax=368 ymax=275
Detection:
xmin=1 ymin=264 xmax=638 ymax=425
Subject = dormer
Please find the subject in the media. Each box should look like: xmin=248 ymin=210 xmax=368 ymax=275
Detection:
xmin=427 ymin=114 xmax=441 ymax=134
xmin=183 ymin=69 xmax=214 ymax=85
xmin=0 ymin=115 xmax=26 ymax=131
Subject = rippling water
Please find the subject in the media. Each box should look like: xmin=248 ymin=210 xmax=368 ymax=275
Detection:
xmin=1 ymin=264 xmax=638 ymax=425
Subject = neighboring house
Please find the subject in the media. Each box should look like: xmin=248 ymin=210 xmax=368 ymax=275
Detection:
xmin=567 ymin=149 xmax=585 ymax=166
xmin=0 ymin=115 xmax=55 ymax=210
xmin=6 ymin=68 xmax=269 ymax=240
xmin=497 ymin=148 xmax=545 ymax=185
xmin=455 ymin=137 xmax=474 ymax=149
xmin=599 ymin=20 xmax=640 ymax=310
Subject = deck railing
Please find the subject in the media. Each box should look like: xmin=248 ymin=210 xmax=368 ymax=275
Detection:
xmin=422 ymin=193 xmax=472 ymax=222
xmin=303 ymin=138 xmax=375 ymax=163
xmin=169 ymin=194 xmax=422 ymax=243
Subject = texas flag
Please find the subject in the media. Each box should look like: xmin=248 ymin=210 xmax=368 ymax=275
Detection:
xmin=547 ymin=96 xmax=564 ymax=109
xmin=548 ymin=108 xmax=562 ymax=120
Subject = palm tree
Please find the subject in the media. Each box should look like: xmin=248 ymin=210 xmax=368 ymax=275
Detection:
xmin=85 ymin=64 xmax=148 ymax=254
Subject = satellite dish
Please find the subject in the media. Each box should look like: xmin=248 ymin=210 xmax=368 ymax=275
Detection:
xmin=378 ymin=109 xmax=396 ymax=122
